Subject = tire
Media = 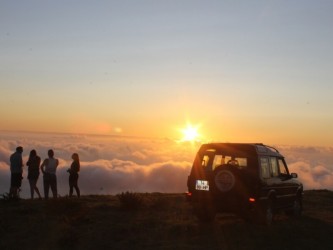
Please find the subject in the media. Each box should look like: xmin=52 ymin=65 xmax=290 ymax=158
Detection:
xmin=213 ymin=166 xmax=237 ymax=193
xmin=256 ymin=199 xmax=274 ymax=226
xmin=264 ymin=201 xmax=274 ymax=226
xmin=286 ymin=195 xmax=302 ymax=217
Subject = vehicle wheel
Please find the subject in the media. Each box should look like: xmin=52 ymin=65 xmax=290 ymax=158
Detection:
xmin=264 ymin=202 xmax=274 ymax=226
xmin=286 ymin=196 xmax=302 ymax=217
xmin=257 ymin=199 xmax=274 ymax=226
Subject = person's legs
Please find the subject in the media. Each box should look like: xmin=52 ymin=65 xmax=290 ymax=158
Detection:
xmin=10 ymin=174 xmax=21 ymax=198
xmin=34 ymin=183 xmax=42 ymax=199
xmin=30 ymin=179 xmax=42 ymax=199
xmin=69 ymin=174 xmax=73 ymax=196
xmin=69 ymin=185 xmax=74 ymax=196
xmin=10 ymin=173 xmax=15 ymax=198
xmin=69 ymin=174 xmax=80 ymax=197
xmin=43 ymin=174 xmax=50 ymax=199
xmin=74 ymin=174 xmax=80 ymax=197
xmin=50 ymin=175 xmax=57 ymax=198
xmin=17 ymin=174 xmax=22 ymax=198
xmin=74 ymin=184 xmax=80 ymax=198
xmin=9 ymin=187 xmax=17 ymax=198
xmin=29 ymin=179 xmax=34 ymax=199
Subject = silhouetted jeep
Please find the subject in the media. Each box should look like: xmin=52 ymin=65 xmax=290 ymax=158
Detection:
xmin=187 ymin=143 xmax=303 ymax=225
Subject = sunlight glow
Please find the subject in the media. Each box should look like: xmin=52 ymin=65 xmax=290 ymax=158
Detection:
xmin=181 ymin=123 xmax=200 ymax=142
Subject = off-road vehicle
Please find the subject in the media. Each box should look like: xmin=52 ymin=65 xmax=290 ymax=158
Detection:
xmin=187 ymin=143 xmax=303 ymax=225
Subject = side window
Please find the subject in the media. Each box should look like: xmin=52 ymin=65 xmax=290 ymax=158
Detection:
xmin=278 ymin=158 xmax=289 ymax=175
xmin=270 ymin=157 xmax=279 ymax=177
xmin=260 ymin=157 xmax=270 ymax=179
xmin=202 ymin=155 xmax=209 ymax=168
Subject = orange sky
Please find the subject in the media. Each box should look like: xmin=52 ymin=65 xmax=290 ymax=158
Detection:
xmin=1 ymin=1 xmax=332 ymax=147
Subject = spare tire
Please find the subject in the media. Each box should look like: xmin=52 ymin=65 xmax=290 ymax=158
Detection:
xmin=213 ymin=165 xmax=237 ymax=193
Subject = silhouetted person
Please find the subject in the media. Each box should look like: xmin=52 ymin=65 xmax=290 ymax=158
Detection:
xmin=26 ymin=149 xmax=42 ymax=199
xmin=40 ymin=149 xmax=59 ymax=199
xmin=67 ymin=153 xmax=80 ymax=198
xmin=9 ymin=146 xmax=23 ymax=198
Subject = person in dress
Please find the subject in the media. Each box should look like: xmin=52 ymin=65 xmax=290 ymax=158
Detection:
xmin=67 ymin=153 xmax=80 ymax=198
xmin=26 ymin=149 xmax=42 ymax=199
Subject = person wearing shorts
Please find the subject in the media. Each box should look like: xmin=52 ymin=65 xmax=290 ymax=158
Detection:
xmin=40 ymin=149 xmax=59 ymax=199
xmin=9 ymin=146 xmax=23 ymax=198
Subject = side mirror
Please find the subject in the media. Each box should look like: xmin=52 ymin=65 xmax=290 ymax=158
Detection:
xmin=290 ymin=173 xmax=298 ymax=178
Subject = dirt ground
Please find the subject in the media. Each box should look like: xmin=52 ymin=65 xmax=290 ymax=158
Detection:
xmin=1 ymin=190 xmax=332 ymax=250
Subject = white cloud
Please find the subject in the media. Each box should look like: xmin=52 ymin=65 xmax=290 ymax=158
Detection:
xmin=279 ymin=145 xmax=333 ymax=190
xmin=0 ymin=132 xmax=332 ymax=198
xmin=0 ymin=132 xmax=196 ymax=198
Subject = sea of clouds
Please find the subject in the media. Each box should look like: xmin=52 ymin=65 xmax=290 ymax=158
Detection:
xmin=0 ymin=132 xmax=332 ymax=199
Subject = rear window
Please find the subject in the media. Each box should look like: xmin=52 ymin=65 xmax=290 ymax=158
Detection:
xmin=200 ymin=150 xmax=248 ymax=171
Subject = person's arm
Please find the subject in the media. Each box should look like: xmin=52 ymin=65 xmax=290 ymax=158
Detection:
xmin=37 ymin=157 xmax=41 ymax=167
xmin=68 ymin=161 xmax=73 ymax=173
xmin=19 ymin=156 xmax=23 ymax=168
xmin=40 ymin=159 xmax=47 ymax=174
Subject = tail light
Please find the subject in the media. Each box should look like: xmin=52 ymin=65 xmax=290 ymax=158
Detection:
xmin=186 ymin=192 xmax=192 ymax=197
xmin=249 ymin=197 xmax=256 ymax=202
xmin=186 ymin=192 xmax=192 ymax=201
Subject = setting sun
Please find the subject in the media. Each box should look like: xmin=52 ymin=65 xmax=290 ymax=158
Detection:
xmin=181 ymin=124 xmax=200 ymax=142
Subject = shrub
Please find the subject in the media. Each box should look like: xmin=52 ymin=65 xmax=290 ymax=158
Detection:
xmin=0 ymin=193 xmax=9 ymax=201
xmin=0 ymin=192 xmax=20 ymax=201
xmin=117 ymin=192 xmax=143 ymax=210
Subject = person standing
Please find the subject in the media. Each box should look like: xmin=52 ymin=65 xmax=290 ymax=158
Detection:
xmin=26 ymin=149 xmax=42 ymax=199
xmin=40 ymin=149 xmax=59 ymax=199
xmin=9 ymin=146 xmax=24 ymax=198
xmin=67 ymin=153 xmax=80 ymax=198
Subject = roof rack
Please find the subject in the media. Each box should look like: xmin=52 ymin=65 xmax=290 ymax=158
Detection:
xmin=254 ymin=143 xmax=280 ymax=153
xmin=263 ymin=144 xmax=279 ymax=153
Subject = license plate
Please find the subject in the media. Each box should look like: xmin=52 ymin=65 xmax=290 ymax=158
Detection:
xmin=195 ymin=180 xmax=209 ymax=191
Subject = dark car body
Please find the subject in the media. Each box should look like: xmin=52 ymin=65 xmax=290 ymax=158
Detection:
xmin=187 ymin=143 xmax=303 ymax=224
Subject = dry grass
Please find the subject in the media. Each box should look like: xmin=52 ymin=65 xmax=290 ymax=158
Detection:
xmin=0 ymin=190 xmax=332 ymax=250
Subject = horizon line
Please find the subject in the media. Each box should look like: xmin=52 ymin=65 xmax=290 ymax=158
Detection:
xmin=0 ymin=129 xmax=176 ymax=141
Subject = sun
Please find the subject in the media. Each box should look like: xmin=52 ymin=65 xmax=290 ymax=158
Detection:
xmin=181 ymin=124 xmax=200 ymax=142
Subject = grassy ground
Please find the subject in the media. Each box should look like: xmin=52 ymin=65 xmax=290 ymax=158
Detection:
xmin=0 ymin=190 xmax=332 ymax=250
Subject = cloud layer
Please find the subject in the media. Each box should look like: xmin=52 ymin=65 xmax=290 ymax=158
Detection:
xmin=0 ymin=132 xmax=198 ymax=198
xmin=1 ymin=132 xmax=332 ymax=198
